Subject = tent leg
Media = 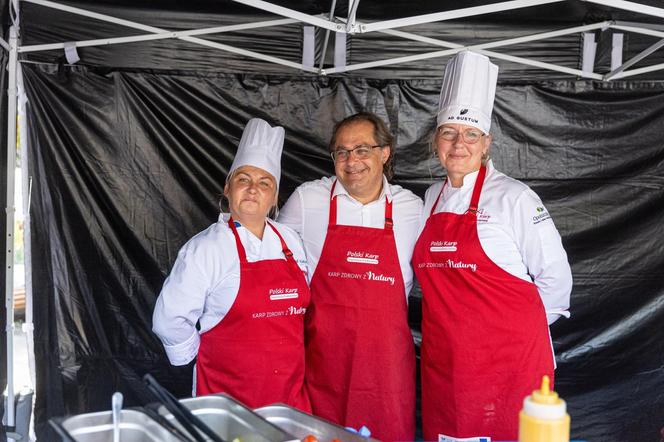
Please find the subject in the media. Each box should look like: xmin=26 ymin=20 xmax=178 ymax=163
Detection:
xmin=5 ymin=388 xmax=33 ymax=441
xmin=4 ymin=24 xmax=19 ymax=436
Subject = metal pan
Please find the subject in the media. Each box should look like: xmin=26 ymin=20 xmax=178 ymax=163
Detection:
xmin=50 ymin=408 xmax=188 ymax=442
xmin=144 ymin=373 xmax=222 ymax=442
xmin=254 ymin=404 xmax=381 ymax=442
xmin=156 ymin=394 xmax=298 ymax=442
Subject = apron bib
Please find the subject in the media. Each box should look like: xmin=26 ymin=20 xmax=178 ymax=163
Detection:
xmin=413 ymin=165 xmax=554 ymax=441
xmin=196 ymin=219 xmax=311 ymax=412
xmin=306 ymin=181 xmax=416 ymax=442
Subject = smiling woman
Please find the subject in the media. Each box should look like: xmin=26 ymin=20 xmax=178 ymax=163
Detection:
xmin=152 ymin=118 xmax=312 ymax=412
xmin=434 ymin=123 xmax=491 ymax=187
xmin=413 ymin=51 xmax=573 ymax=441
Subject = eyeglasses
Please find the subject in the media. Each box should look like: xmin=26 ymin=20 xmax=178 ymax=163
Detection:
xmin=437 ymin=127 xmax=485 ymax=144
xmin=330 ymin=144 xmax=384 ymax=162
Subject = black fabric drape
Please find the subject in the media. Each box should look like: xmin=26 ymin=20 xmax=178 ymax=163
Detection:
xmin=23 ymin=63 xmax=664 ymax=442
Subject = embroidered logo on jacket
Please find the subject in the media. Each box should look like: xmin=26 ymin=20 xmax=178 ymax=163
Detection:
xmin=476 ymin=207 xmax=491 ymax=223
xmin=532 ymin=206 xmax=552 ymax=225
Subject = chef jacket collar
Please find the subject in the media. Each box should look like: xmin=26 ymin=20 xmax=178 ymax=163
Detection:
xmin=445 ymin=160 xmax=495 ymax=189
xmin=217 ymin=212 xmax=269 ymax=229
xmin=333 ymin=174 xmax=394 ymax=204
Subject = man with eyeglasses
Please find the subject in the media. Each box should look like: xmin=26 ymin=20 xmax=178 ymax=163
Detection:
xmin=278 ymin=112 xmax=422 ymax=441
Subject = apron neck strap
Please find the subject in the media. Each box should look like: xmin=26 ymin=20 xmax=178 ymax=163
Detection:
xmin=228 ymin=217 xmax=294 ymax=263
xmin=468 ymin=165 xmax=487 ymax=214
xmin=384 ymin=198 xmax=394 ymax=229
xmin=329 ymin=179 xmax=393 ymax=230
xmin=430 ymin=165 xmax=487 ymax=216
xmin=267 ymin=220 xmax=294 ymax=259
xmin=228 ymin=217 xmax=248 ymax=263
xmin=430 ymin=180 xmax=447 ymax=217
xmin=329 ymin=180 xmax=338 ymax=226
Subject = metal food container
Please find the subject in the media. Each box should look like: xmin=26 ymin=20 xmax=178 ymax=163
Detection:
xmin=52 ymin=408 xmax=186 ymax=442
xmin=254 ymin=404 xmax=382 ymax=442
xmin=156 ymin=393 xmax=298 ymax=442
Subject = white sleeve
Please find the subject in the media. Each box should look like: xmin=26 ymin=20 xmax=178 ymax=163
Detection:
xmin=512 ymin=188 xmax=572 ymax=325
xmin=152 ymin=241 xmax=211 ymax=366
xmin=278 ymin=187 xmax=304 ymax=236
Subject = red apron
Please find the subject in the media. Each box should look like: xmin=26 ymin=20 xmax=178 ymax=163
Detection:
xmin=412 ymin=166 xmax=554 ymax=441
xmin=306 ymin=181 xmax=416 ymax=442
xmin=196 ymin=219 xmax=311 ymax=412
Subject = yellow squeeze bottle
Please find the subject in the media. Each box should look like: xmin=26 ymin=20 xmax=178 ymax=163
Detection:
xmin=518 ymin=375 xmax=570 ymax=442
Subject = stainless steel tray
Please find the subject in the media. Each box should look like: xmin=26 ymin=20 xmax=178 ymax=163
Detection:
xmin=55 ymin=408 xmax=186 ymax=442
xmin=157 ymin=393 xmax=298 ymax=442
xmin=254 ymin=405 xmax=381 ymax=442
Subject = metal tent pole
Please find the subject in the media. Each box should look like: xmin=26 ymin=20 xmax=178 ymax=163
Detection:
xmin=19 ymin=18 xmax=299 ymax=53
xmin=317 ymin=0 xmax=338 ymax=72
xmin=4 ymin=24 xmax=19 ymax=433
xmin=358 ymin=0 xmax=565 ymax=33
xmin=604 ymin=36 xmax=664 ymax=80
xmin=585 ymin=0 xmax=664 ymax=20
xmin=16 ymin=55 xmax=34 ymax=394
xmin=23 ymin=0 xmax=318 ymax=73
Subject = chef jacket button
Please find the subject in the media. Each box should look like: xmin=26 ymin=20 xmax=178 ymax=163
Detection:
xmin=274 ymin=369 xmax=278 ymax=374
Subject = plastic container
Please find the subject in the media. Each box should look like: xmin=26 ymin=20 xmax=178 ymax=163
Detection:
xmin=518 ymin=375 xmax=570 ymax=442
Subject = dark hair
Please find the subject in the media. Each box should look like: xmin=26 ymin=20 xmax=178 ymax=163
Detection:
xmin=328 ymin=112 xmax=395 ymax=180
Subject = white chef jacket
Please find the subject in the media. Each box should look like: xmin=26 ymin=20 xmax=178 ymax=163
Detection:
xmin=420 ymin=161 xmax=572 ymax=324
xmin=278 ymin=175 xmax=423 ymax=298
xmin=152 ymin=213 xmax=308 ymax=366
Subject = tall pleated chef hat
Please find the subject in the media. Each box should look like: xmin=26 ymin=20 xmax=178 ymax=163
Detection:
xmin=437 ymin=50 xmax=499 ymax=134
xmin=229 ymin=118 xmax=285 ymax=186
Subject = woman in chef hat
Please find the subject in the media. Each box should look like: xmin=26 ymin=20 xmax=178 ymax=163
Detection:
xmin=412 ymin=51 xmax=573 ymax=440
xmin=153 ymin=118 xmax=311 ymax=411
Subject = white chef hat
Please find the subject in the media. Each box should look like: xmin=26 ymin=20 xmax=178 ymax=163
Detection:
xmin=437 ymin=51 xmax=499 ymax=134
xmin=229 ymin=118 xmax=285 ymax=186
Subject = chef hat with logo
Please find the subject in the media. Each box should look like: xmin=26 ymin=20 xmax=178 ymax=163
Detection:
xmin=437 ymin=50 xmax=499 ymax=134
xmin=229 ymin=118 xmax=285 ymax=186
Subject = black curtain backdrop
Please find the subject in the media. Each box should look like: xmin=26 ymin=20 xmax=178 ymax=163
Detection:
xmin=22 ymin=63 xmax=664 ymax=441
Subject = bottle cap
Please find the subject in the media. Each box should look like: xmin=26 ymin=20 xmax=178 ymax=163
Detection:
xmin=523 ymin=375 xmax=567 ymax=420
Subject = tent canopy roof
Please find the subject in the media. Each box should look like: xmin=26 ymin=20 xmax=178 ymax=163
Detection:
xmin=7 ymin=0 xmax=664 ymax=80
